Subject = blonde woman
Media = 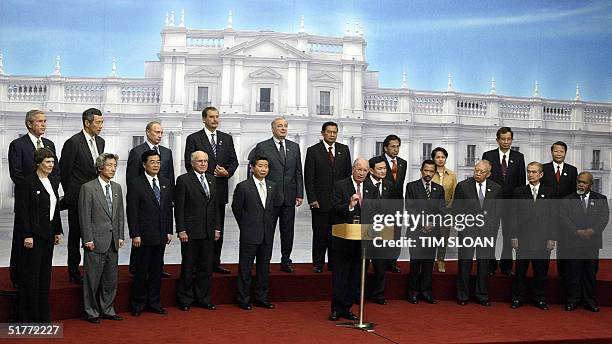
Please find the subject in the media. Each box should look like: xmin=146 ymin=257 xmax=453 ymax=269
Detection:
xmin=431 ymin=147 xmax=457 ymax=273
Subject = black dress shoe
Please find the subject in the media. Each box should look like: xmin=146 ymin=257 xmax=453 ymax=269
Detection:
xmin=100 ymin=314 xmax=123 ymax=321
xmin=374 ymin=298 xmax=387 ymax=305
xmin=585 ymin=304 xmax=600 ymax=313
xmin=534 ymin=301 xmax=549 ymax=310
xmin=457 ymin=300 xmax=468 ymax=306
xmin=214 ymin=266 xmax=231 ymax=274
xmin=178 ymin=305 xmax=190 ymax=311
xmin=239 ymin=303 xmax=252 ymax=311
xmin=565 ymin=303 xmax=578 ymax=311
xmin=420 ymin=296 xmax=438 ymax=304
xmin=254 ymin=300 xmax=275 ymax=309
xmin=407 ymin=296 xmax=419 ymax=304
xmin=86 ymin=317 xmax=100 ymax=324
xmin=387 ymin=265 xmax=401 ymax=273
xmin=147 ymin=307 xmax=168 ymax=314
xmin=313 ymin=267 xmax=323 ymax=273
xmin=328 ymin=311 xmax=340 ymax=321
xmin=281 ymin=264 xmax=295 ymax=273
xmin=343 ymin=311 xmax=359 ymax=321
xmin=477 ymin=300 xmax=491 ymax=307
xmin=198 ymin=303 xmax=216 ymax=310
xmin=162 ymin=271 xmax=172 ymax=278
xmin=131 ymin=310 xmax=142 ymax=317
xmin=69 ymin=275 xmax=84 ymax=284
xmin=510 ymin=300 xmax=522 ymax=309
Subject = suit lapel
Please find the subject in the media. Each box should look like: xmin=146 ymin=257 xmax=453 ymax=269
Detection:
xmin=247 ymin=178 xmax=264 ymax=208
xmin=141 ymin=175 xmax=160 ymax=207
xmin=111 ymin=182 xmax=120 ymax=218
xmin=267 ymin=138 xmax=285 ymax=166
xmin=189 ymin=172 xmax=207 ymax=196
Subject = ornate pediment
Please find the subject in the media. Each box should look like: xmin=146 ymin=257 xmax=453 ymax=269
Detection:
xmin=249 ymin=67 xmax=281 ymax=79
xmin=186 ymin=66 xmax=221 ymax=77
xmin=309 ymin=71 xmax=340 ymax=82
xmin=220 ymin=37 xmax=310 ymax=60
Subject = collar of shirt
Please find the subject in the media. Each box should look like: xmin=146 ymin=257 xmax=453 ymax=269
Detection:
xmin=146 ymin=140 xmax=159 ymax=150
xmin=253 ymin=176 xmax=266 ymax=188
xmin=194 ymin=171 xmax=206 ymax=182
xmin=475 ymin=179 xmax=487 ymax=192
xmin=553 ymin=161 xmax=564 ymax=172
xmin=204 ymin=127 xmax=217 ymax=142
xmin=351 ymin=177 xmax=362 ymax=193
xmin=273 ymin=137 xmax=285 ymax=149
xmin=145 ymin=172 xmax=158 ymax=188
xmin=581 ymin=192 xmax=590 ymax=200
xmin=422 ymin=178 xmax=431 ymax=189
xmin=530 ymin=182 xmax=540 ymax=193
xmin=384 ymin=153 xmax=397 ymax=167
xmin=498 ymin=148 xmax=510 ymax=165
xmin=324 ymin=141 xmax=335 ymax=154
xmin=98 ymin=177 xmax=112 ymax=198
xmin=83 ymin=129 xmax=96 ymax=143
xmin=370 ymin=175 xmax=382 ymax=189
xmin=27 ymin=132 xmax=43 ymax=148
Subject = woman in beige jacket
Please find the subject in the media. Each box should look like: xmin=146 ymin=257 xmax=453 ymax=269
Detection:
xmin=431 ymin=147 xmax=457 ymax=273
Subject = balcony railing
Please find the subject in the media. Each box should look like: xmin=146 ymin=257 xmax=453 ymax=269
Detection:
xmin=591 ymin=161 xmax=604 ymax=170
xmin=317 ymin=104 xmax=333 ymax=115
xmin=193 ymin=101 xmax=212 ymax=111
xmin=256 ymin=101 xmax=274 ymax=112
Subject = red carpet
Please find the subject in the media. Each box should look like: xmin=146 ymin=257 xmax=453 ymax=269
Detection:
xmin=1 ymin=260 xmax=612 ymax=343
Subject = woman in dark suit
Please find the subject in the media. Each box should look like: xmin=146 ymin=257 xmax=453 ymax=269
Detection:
xmin=17 ymin=148 xmax=63 ymax=322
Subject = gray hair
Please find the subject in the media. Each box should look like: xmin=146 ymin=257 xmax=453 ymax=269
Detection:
xmin=25 ymin=109 xmax=44 ymax=127
xmin=352 ymin=158 xmax=368 ymax=168
xmin=271 ymin=116 xmax=287 ymax=128
xmin=190 ymin=150 xmax=208 ymax=161
xmin=527 ymin=161 xmax=544 ymax=173
xmin=95 ymin=153 xmax=119 ymax=172
xmin=475 ymin=159 xmax=492 ymax=171
xmin=578 ymin=171 xmax=594 ymax=184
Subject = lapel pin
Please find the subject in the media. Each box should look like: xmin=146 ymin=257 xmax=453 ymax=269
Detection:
xmin=510 ymin=160 xmax=514 ymax=163
xmin=433 ymin=187 xmax=437 ymax=191
xmin=541 ymin=194 xmax=545 ymax=198
xmin=487 ymin=189 xmax=491 ymax=192
xmin=590 ymin=201 xmax=595 ymax=206
xmin=365 ymin=189 xmax=369 ymax=193
xmin=563 ymin=173 xmax=567 ymax=176
xmin=162 ymin=185 xmax=166 ymax=189
xmin=337 ymin=151 xmax=342 ymax=155
xmin=36 ymin=190 xmax=41 ymax=194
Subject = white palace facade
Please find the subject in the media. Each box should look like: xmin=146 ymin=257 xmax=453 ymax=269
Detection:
xmin=0 ymin=12 xmax=611 ymax=209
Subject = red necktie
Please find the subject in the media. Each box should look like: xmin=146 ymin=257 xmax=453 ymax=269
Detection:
xmin=356 ymin=182 xmax=362 ymax=206
xmin=501 ymin=154 xmax=508 ymax=180
xmin=392 ymin=159 xmax=398 ymax=182
xmin=555 ymin=166 xmax=561 ymax=183
xmin=328 ymin=146 xmax=335 ymax=166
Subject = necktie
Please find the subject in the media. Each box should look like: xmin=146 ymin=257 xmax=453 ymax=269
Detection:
xmin=152 ymin=177 xmax=160 ymax=204
xmin=36 ymin=139 xmax=42 ymax=149
xmin=532 ymin=186 xmax=537 ymax=203
xmin=375 ymin=182 xmax=381 ymax=199
xmin=153 ymin=145 xmax=160 ymax=156
xmin=425 ymin=182 xmax=431 ymax=199
xmin=105 ymin=184 xmax=113 ymax=215
xmin=328 ymin=146 xmax=335 ymax=166
xmin=279 ymin=141 xmax=286 ymax=162
xmin=200 ymin=174 xmax=210 ymax=198
xmin=555 ymin=166 xmax=561 ymax=183
xmin=501 ymin=154 xmax=508 ymax=180
xmin=356 ymin=182 xmax=362 ymax=206
xmin=210 ymin=133 xmax=217 ymax=156
xmin=478 ymin=183 xmax=485 ymax=208
xmin=258 ymin=181 xmax=267 ymax=206
xmin=392 ymin=159 xmax=398 ymax=182
xmin=89 ymin=138 xmax=98 ymax=162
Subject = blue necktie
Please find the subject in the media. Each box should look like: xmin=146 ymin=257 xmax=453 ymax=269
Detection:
xmin=210 ymin=134 xmax=217 ymax=156
xmin=105 ymin=184 xmax=113 ymax=215
xmin=152 ymin=177 xmax=160 ymax=204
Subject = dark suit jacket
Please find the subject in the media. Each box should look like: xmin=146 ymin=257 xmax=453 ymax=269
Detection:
xmin=452 ymin=178 xmax=502 ymax=236
xmin=248 ymin=138 xmax=303 ymax=206
xmin=404 ymin=179 xmax=446 ymax=234
xmin=232 ymin=178 xmax=281 ymax=245
xmin=482 ymin=149 xmax=525 ymax=199
xmin=510 ymin=184 xmax=557 ymax=251
xmin=16 ymin=174 xmax=63 ymax=240
xmin=127 ymin=175 xmax=174 ymax=246
xmin=126 ymin=143 xmax=175 ymax=184
xmin=541 ymin=162 xmax=578 ymax=199
xmin=184 ymin=129 xmax=238 ymax=205
xmin=60 ymin=131 xmax=105 ymax=205
xmin=305 ymin=141 xmax=352 ymax=212
xmin=383 ymin=155 xmax=407 ymax=198
xmin=332 ymin=177 xmax=361 ymax=225
xmin=560 ymin=191 xmax=609 ymax=250
xmin=174 ymin=172 xmax=220 ymax=240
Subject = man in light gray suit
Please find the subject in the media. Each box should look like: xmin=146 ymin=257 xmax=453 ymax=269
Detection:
xmin=248 ymin=117 xmax=303 ymax=272
xmin=79 ymin=153 xmax=125 ymax=324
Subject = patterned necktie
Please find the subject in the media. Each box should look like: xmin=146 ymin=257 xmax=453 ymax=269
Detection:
xmin=152 ymin=177 xmax=160 ymax=204
xmin=501 ymin=154 xmax=508 ymax=180
xmin=328 ymin=146 xmax=335 ymax=166
xmin=200 ymin=174 xmax=210 ymax=198
xmin=36 ymin=138 xmax=42 ymax=149
xmin=105 ymin=184 xmax=113 ymax=215
xmin=478 ymin=183 xmax=485 ymax=208
xmin=279 ymin=141 xmax=286 ymax=162
xmin=532 ymin=186 xmax=537 ymax=203
xmin=392 ymin=159 xmax=398 ymax=181
xmin=425 ymin=182 xmax=431 ymax=199
xmin=210 ymin=133 xmax=217 ymax=156
xmin=356 ymin=182 xmax=362 ymax=206
xmin=153 ymin=145 xmax=160 ymax=157
xmin=258 ymin=181 xmax=267 ymax=206
xmin=555 ymin=165 xmax=561 ymax=183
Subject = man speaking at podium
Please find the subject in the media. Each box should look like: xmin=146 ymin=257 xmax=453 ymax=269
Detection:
xmin=328 ymin=158 xmax=369 ymax=321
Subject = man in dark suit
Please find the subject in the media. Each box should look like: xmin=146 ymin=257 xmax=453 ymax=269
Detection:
xmin=454 ymin=160 xmax=502 ymax=306
xmin=541 ymin=141 xmax=578 ymax=280
xmin=482 ymin=126 xmax=525 ymax=276
xmin=382 ymin=134 xmax=406 ymax=273
xmin=60 ymin=108 xmax=105 ymax=284
xmin=8 ymin=110 xmax=60 ymax=288
xmin=509 ymin=162 xmax=557 ymax=310
xmin=248 ymin=117 xmax=303 ymax=273
xmin=175 ymin=151 xmax=220 ymax=311
xmin=127 ymin=150 xmax=173 ymax=317
xmin=126 ymin=121 xmax=175 ymax=277
xmin=405 ymin=160 xmax=446 ymax=305
xmin=79 ymin=153 xmax=125 ymax=324
xmin=560 ymin=172 xmax=609 ymax=312
xmin=305 ymin=122 xmax=352 ymax=273
xmin=184 ymin=106 xmax=238 ymax=274
xmin=232 ymin=155 xmax=281 ymax=310
xmin=328 ymin=158 xmax=368 ymax=321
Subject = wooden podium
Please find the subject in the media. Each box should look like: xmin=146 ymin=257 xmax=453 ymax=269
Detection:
xmin=331 ymin=224 xmax=394 ymax=332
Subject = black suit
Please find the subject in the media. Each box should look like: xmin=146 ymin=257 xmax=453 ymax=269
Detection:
xmin=510 ymin=184 xmax=557 ymax=303
xmin=127 ymin=175 xmax=173 ymax=312
xmin=248 ymin=138 xmax=303 ymax=266
xmin=482 ymin=148 xmax=525 ymax=273
xmin=16 ymin=174 xmax=62 ymax=322
xmin=60 ymin=131 xmax=105 ymax=278
xmin=383 ymin=154 xmax=407 ymax=269
xmin=405 ymin=179 xmax=446 ymax=300
xmin=305 ymin=141 xmax=352 ymax=269
xmin=560 ymin=191 xmax=609 ymax=307
xmin=453 ymin=178 xmax=502 ymax=303
xmin=8 ymin=134 xmax=59 ymax=286
xmin=232 ymin=178 xmax=281 ymax=304
xmin=184 ymin=129 xmax=238 ymax=268
xmin=174 ymin=171 xmax=220 ymax=307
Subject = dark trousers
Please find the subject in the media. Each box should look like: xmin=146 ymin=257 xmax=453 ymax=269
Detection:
xmin=130 ymin=244 xmax=164 ymax=312
xmin=177 ymin=238 xmax=214 ymax=306
xmin=67 ymin=204 xmax=82 ymax=277
xmin=311 ymin=210 xmax=333 ymax=268
xmin=457 ymin=241 xmax=494 ymax=303
xmin=408 ymin=244 xmax=436 ymax=299
xmin=214 ymin=204 xmax=226 ymax=267
xmin=490 ymin=216 xmax=513 ymax=273
xmin=368 ymin=259 xmax=386 ymax=301
xmin=330 ymin=237 xmax=360 ymax=313
xmin=512 ymin=251 xmax=549 ymax=303
xmin=18 ymin=234 xmax=54 ymax=323
xmin=129 ymin=242 xmax=166 ymax=275
xmin=9 ymin=215 xmax=20 ymax=286
xmin=236 ymin=241 xmax=273 ymax=304
xmin=565 ymin=247 xmax=599 ymax=307
xmin=275 ymin=205 xmax=296 ymax=265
